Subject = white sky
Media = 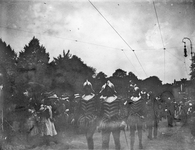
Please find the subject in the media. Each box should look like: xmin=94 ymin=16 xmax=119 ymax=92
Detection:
xmin=0 ymin=0 xmax=195 ymax=83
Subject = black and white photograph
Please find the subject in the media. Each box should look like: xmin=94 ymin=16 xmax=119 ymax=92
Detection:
xmin=0 ymin=0 xmax=195 ymax=149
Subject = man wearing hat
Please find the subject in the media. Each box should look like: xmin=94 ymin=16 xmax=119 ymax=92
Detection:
xmin=74 ymin=79 xmax=99 ymax=150
xmin=98 ymin=80 xmax=126 ymax=150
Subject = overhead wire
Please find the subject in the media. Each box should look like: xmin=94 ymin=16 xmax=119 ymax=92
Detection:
xmin=152 ymin=0 xmax=190 ymax=82
xmin=2 ymin=24 xmax=177 ymax=78
xmin=88 ymin=0 xmax=148 ymax=77
xmin=0 ymin=25 xmax=143 ymax=76
xmin=0 ymin=25 xmax=171 ymax=53
xmin=0 ymin=0 xmax=66 ymax=3
xmin=0 ymin=25 xmax=182 ymax=52
xmin=153 ymin=1 xmax=166 ymax=83
xmin=124 ymin=46 xmax=181 ymax=51
xmin=153 ymin=1 xmax=166 ymax=48
xmin=121 ymin=50 xmax=139 ymax=74
xmin=165 ymin=50 xmax=184 ymax=62
xmin=87 ymin=0 xmax=133 ymax=51
xmin=165 ymin=50 xmax=189 ymax=78
xmin=0 ymin=1 xmax=188 ymax=81
xmin=0 ymin=25 xmax=128 ymax=51
xmin=162 ymin=46 xmax=190 ymax=79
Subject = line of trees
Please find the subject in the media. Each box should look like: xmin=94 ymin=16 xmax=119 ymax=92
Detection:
xmin=0 ymin=37 xmax=171 ymax=113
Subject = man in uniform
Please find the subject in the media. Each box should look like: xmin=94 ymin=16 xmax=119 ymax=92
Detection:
xmin=74 ymin=79 xmax=99 ymax=150
xmin=126 ymin=82 xmax=146 ymax=150
xmin=98 ymin=80 xmax=126 ymax=150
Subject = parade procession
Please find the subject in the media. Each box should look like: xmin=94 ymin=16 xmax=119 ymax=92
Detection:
xmin=1 ymin=60 xmax=195 ymax=150
xmin=1 ymin=1 xmax=195 ymax=150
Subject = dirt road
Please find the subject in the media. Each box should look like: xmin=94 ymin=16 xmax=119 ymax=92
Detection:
xmin=45 ymin=119 xmax=194 ymax=150
xmin=2 ymin=119 xmax=195 ymax=150
xmin=66 ymin=120 xmax=195 ymax=150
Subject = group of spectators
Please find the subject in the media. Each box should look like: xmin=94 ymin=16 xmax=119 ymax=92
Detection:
xmin=2 ymin=78 xmax=195 ymax=149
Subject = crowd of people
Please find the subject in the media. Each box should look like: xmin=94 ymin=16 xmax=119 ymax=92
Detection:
xmin=72 ymin=79 xmax=195 ymax=150
xmin=2 ymin=78 xmax=195 ymax=150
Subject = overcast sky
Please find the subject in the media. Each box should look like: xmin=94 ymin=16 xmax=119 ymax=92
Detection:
xmin=0 ymin=0 xmax=195 ymax=83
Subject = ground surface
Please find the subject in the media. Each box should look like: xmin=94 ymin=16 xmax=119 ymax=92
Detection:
xmin=1 ymin=119 xmax=195 ymax=150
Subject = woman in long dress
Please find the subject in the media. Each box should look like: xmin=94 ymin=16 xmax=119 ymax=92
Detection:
xmin=39 ymin=103 xmax=57 ymax=145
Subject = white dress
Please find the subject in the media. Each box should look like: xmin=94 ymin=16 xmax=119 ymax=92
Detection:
xmin=41 ymin=105 xmax=57 ymax=136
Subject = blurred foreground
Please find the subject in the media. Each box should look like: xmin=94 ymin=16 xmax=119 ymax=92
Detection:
xmin=0 ymin=119 xmax=195 ymax=150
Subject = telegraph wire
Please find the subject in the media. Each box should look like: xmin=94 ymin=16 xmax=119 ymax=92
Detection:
xmin=165 ymin=50 xmax=184 ymax=62
xmin=0 ymin=25 xmax=141 ymax=76
xmin=0 ymin=25 xmax=128 ymax=51
xmin=1 ymin=25 xmax=189 ymax=81
xmin=121 ymin=50 xmax=139 ymax=74
xmin=0 ymin=24 xmax=141 ymax=76
xmin=88 ymin=0 xmax=148 ymax=77
xmin=0 ymin=25 xmax=172 ymax=53
xmin=0 ymin=0 xmax=66 ymax=3
xmin=133 ymin=52 xmax=148 ymax=76
xmin=1 ymin=0 xmax=190 ymax=82
xmin=0 ymin=24 xmax=188 ymax=79
xmin=88 ymin=0 xmax=133 ymax=51
xmin=0 ymin=26 xmax=182 ymax=52
xmin=153 ymin=0 xmax=166 ymax=83
xmin=153 ymin=1 xmax=165 ymax=48
xmin=165 ymin=50 xmax=189 ymax=79
xmin=125 ymin=46 xmax=181 ymax=51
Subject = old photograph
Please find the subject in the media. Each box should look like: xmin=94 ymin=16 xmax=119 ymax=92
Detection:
xmin=0 ymin=0 xmax=195 ymax=150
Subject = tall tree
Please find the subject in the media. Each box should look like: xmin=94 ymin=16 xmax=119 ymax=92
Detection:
xmin=96 ymin=71 xmax=107 ymax=80
xmin=51 ymin=50 xmax=96 ymax=94
xmin=0 ymin=39 xmax=17 ymax=110
xmin=0 ymin=39 xmax=17 ymax=89
xmin=110 ymin=69 xmax=128 ymax=96
xmin=93 ymin=71 xmax=107 ymax=92
xmin=16 ymin=37 xmax=50 ymax=88
xmin=112 ymin=69 xmax=127 ymax=78
xmin=51 ymin=50 xmax=73 ymax=94
xmin=127 ymin=71 xmax=138 ymax=82
xmin=0 ymin=39 xmax=17 ymax=76
xmin=141 ymin=76 xmax=163 ymax=96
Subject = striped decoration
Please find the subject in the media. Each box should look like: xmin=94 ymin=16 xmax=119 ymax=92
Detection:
xmin=77 ymin=96 xmax=98 ymax=130
xmin=99 ymin=97 xmax=123 ymax=130
xmin=128 ymin=98 xmax=146 ymax=117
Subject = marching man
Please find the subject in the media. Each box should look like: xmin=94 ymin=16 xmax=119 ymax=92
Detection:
xmin=98 ymin=80 xmax=127 ymax=150
xmin=74 ymin=79 xmax=99 ymax=150
xmin=127 ymin=82 xmax=146 ymax=150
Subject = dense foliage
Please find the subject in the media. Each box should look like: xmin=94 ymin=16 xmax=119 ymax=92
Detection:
xmin=0 ymin=37 xmax=168 ymax=107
